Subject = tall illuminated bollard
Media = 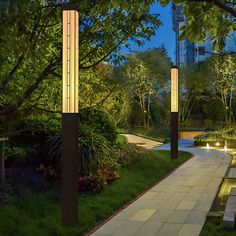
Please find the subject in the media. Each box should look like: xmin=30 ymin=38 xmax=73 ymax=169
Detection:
xmin=171 ymin=66 xmax=179 ymax=159
xmin=62 ymin=6 xmax=79 ymax=226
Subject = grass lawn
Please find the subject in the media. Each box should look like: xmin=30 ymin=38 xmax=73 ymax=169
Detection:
xmin=0 ymin=150 xmax=192 ymax=236
xmin=200 ymin=215 xmax=236 ymax=236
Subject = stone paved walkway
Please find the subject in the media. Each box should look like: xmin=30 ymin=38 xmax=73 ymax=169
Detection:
xmin=121 ymin=134 xmax=163 ymax=149
xmin=91 ymin=138 xmax=231 ymax=236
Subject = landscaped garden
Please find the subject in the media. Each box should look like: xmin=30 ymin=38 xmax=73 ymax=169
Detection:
xmin=2 ymin=0 xmax=236 ymax=235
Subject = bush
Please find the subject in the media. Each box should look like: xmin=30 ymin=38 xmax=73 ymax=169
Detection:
xmin=40 ymin=124 xmax=114 ymax=176
xmin=204 ymin=119 xmax=213 ymax=129
xmin=10 ymin=114 xmax=61 ymax=148
xmin=79 ymin=108 xmax=117 ymax=144
xmin=222 ymin=127 xmax=236 ymax=139
xmin=115 ymin=135 xmax=127 ymax=148
xmin=203 ymin=99 xmax=224 ymax=122
xmin=79 ymin=124 xmax=112 ymax=176
xmin=115 ymin=143 xmax=147 ymax=168
xmin=5 ymin=145 xmax=26 ymax=163
xmin=194 ymin=130 xmax=224 ymax=143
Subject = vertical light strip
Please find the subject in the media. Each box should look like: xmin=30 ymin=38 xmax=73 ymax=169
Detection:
xmin=62 ymin=9 xmax=79 ymax=113
xmin=62 ymin=10 xmax=68 ymax=113
xmin=75 ymin=12 xmax=79 ymax=113
xmin=171 ymin=67 xmax=178 ymax=112
xmin=69 ymin=11 xmax=75 ymax=112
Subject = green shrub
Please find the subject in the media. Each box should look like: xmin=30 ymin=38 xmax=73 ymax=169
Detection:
xmin=40 ymin=124 xmax=114 ymax=176
xmin=79 ymin=108 xmax=117 ymax=144
xmin=5 ymin=145 xmax=26 ymax=162
xmin=79 ymin=124 xmax=112 ymax=176
xmin=203 ymin=99 xmax=224 ymax=122
xmin=115 ymin=135 xmax=127 ymax=148
xmin=204 ymin=119 xmax=213 ymax=128
xmin=194 ymin=131 xmax=224 ymax=143
xmin=222 ymin=127 xmax=236 ymax=139
xmin=19 ymin=114 xmax=61 ymax=136
xmin=115 ymin=143 xmax=147 ymax=168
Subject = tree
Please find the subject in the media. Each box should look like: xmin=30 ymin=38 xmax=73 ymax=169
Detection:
xmin=179 ymin=63 xmax=212 ymax=122
xmin=0 ymin=0 xmax=161 ymax=135
xmin=207 ymin=54 xmax=236 ymax=125
xmin=125 ymin=56 xmax=152 ymax=128
xmin=160 ymin=0 xmax=236 ymax=50
xmin=122 ymin=47 xmax=171 ymax=128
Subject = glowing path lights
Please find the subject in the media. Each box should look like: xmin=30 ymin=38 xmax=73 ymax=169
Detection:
xmin=61 ymin=5 xmax=79 ymax=226
xmin=171 ymin=66 xmax=179 ymax=159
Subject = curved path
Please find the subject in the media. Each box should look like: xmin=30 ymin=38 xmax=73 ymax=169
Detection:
xmin=91 ymin=137 xmax=231 ymax=236
xmin=121 ymin=134 xmax=163 ymax=149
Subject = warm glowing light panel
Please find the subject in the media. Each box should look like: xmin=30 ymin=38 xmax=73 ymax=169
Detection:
xmin=63 ymin=10 xmax=79 ymax=113
xmin=171 ymin=67 xmax=178 ymax=112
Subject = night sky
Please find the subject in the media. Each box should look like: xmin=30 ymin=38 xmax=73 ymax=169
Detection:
xmin=123 ymin=2 xmax=175 ymax=63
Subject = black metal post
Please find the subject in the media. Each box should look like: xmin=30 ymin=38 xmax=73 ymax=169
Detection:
xmin=61 ymin=113 xmax=79 ymax=226
xmin=0 ymin=141 xmax=4 ymax=186
xmin=171 ymin=112 xmax=178 ymax=159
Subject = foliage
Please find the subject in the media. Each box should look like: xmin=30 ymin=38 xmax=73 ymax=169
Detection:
xmin=203 ymin=100 xmax=224 ymax=122
xmin=207 ymin=55 xmax=236 ymax=125
xmin=200 ymin=215 xmax=236 ymax=236
xmin=40 ymin=136 xmax=61 ymax=171
xmin=115 ymin=143 xmax=146 ymax=168
xmin=0 ymin=0 xmax=161 ymax=136
xmin=88 ymin=160 xmax=120 ymax=192
xmin=0 ymin=150 xmax=192 ymax=236
xmin=179 ymin=63 xmax=213 ymax=122
xmin=194 ymin=127 xmax=236 ymax=143
xmin=79 ymin=108 xmax=117 ymax=144
xmin=78 ymin=124 xmax=113 ymax=176
xmin=40 ymin=126 xmax=112 ymax=177
xmin=160 ymin=0 xmax=236 ymax=50
xmin=4 ymin=145 xmax=26 ymax=162
xmin=115 ymin=135 xmax=127 ymax=149
xmin=121 ymin=47 xmax=172 ymax=128
xmin=194 ymin=131 xmax=224 ymax=143
xmin=222 ymin=128 xmax=236 ymax=140
xmin=204 ymin=119 xmax=214 ymax=129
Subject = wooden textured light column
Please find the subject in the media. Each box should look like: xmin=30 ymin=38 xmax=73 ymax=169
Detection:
xmin=171 ymin=66 xmax=179 ymax=159
xmin=62 ymin=6 xmax=79 ymax=226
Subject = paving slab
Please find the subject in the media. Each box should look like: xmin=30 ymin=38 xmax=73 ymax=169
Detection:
xmin=156 ymin=223 xmax=182 ymax=236
xmin=121 ymin=134 xmax=162 ymax=149
xmin=228 ymin=168 xmax=236 ymax=178
xmin=91 ymin=138 xmax=231 ymax=236
xmin=177 ymin=224 xmax=202 ymax=236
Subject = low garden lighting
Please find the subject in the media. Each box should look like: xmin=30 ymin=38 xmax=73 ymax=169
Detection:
xmin=170 ymin=66 xmax=178 ymax=159
xmin=61 ymin=5 xmax=79 ymax=226
xmin=206 ymin=143 xmax=209 ymax=149
xmin=224 ymin=145 xmax=228 ymax=152
xmin=215 ymin=142 xmax=220 ymax=147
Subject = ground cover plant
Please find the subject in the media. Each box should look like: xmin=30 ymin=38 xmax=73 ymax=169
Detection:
xmin=200 ymin=215 xmax=236 ymax=236
xmin=194 ymin=127 xmax=236 ymax=146
xmin=0 ymin=150 xmax=191 ymax=236
xmin=194 ymin=131 xmax=224 ymax=144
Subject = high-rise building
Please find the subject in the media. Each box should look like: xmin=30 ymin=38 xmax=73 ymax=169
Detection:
xmin=172 ymin=4 xmax=236 ymax=65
